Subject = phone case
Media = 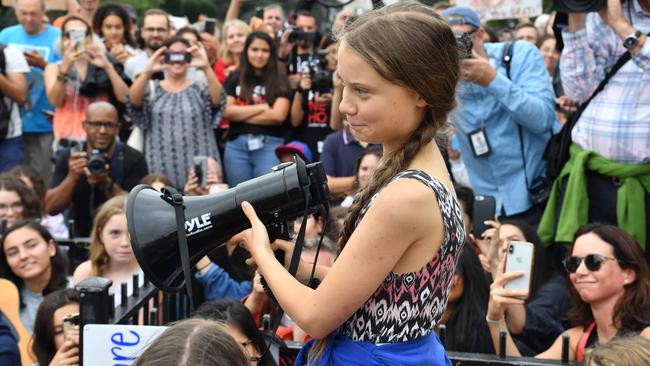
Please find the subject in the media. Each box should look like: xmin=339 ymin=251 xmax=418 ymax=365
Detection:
xmin=504 ymin=241 xmax=535 ymax=294
xmin=472 ymin=195 xmax=496 ymax=238
xmin=192 ymin=156 xmax=209 ymax=187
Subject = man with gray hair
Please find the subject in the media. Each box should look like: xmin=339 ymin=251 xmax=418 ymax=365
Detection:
xmin=0 ymin=0 xmax=61 ymax=181
xmin=264 ymin=4 xmax=285 ymax=35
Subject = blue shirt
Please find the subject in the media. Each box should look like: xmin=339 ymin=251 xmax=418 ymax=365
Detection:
xmin=0 ymin=25 xmax=61 ymax=133
xmin=195 ymin=263 xmax=252 ymax=301
xmin=451 ymin=40 xmax=557 ymax=216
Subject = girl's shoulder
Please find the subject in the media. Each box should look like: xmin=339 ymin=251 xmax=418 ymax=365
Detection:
xmin=71 ymin=260 xmax=92 ymax=285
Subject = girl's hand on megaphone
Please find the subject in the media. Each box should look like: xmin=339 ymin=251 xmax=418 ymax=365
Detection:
xmin=271 ymin=239 xmax=295 ymax=268
xmin=234 ymin=201 xmax=272 ymax=259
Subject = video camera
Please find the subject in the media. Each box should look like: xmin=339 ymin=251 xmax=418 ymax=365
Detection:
xmin=308 ymin=50 xmax=333 ymax=94
xmin=288 ymin=27 xmax=317 ymax=45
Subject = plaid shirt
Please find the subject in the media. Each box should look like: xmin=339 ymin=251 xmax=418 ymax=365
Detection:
xmin=560 ymin=0 xmax=650 ymax=163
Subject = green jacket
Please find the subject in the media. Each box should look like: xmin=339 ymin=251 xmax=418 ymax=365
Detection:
xmin=539 ymin=144 xmax=650 ymax=249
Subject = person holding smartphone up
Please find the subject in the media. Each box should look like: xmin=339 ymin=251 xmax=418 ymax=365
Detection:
xmin=232 ymin=2 xmax=465 ymax=364
xmin=127 ymin=36 xmax=223 ymax=189
xmin=486 ymin=224 xmax=650 ymax=361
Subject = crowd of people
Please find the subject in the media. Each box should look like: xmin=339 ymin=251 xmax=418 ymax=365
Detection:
xmin=0 ymin=0 xmax=649 ymax=365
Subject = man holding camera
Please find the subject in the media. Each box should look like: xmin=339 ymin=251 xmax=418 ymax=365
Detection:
xmin=124 ymin=9 xmax=171 ymax=81
xmin=442 ymin=6 xmax=556 ymax=226
xmin=45 ymin=102 xmax=148 ymax=237
xmin=539 ymin=0 xmax=650 ymax=253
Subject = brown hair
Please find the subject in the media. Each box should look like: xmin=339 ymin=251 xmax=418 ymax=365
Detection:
xmin=143 ymin=8 xmax=171 ymax=29
xmin=566 ymin=223 xmax=650 ymax=332
xmin=585 ymin=336 xmax=650 ymax=366
xmin=61 ymin=15 xmax=93 ymax=41
xmin=88 ymin=194 xmax=127 ymax=276
xmin=139 ymin=173 xmax=174 ymax=188
xmin=133 ymin=318 xmax=249 ymax=366
xmin=8 ymin=165 xmax=47 ymax=208
xmin=0 ymin=173 xmax=42 ymax=219
xmin=336 ymin=0 xmax=459 ymax=254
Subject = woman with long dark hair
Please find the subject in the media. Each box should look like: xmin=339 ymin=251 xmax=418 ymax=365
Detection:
xmin=92 ymin=3 xmax=137 ymax=65
xmin=222 ymin=31 xmax=290 ymax=186
xmin=487 ymin=223 xmax=650 ymax=360
xmin=0 ymin=221 xmax=68 ymax=333
xmin=31 ymin=289 xmax=80 ymax=366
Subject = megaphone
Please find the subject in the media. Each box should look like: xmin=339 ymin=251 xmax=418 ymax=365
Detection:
xmin=126 ymin=157 xmax=329 ymax=292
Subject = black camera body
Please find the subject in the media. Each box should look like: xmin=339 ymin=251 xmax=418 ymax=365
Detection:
xmin=308 ymin=51 xmax=333 ymax=94
xmin=454 ymin=32 xmax=474 ymax=59
xmin=87 ymin=149 xmax=108 ymax=176
xmin=289 ymin=27 xmax=316 ymax=45
xmin=553 ymin=0 xmax=605 ymax=13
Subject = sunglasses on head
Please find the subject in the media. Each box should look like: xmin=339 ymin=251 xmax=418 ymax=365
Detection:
xmin=562 ymin=254 xmax=623 ymax=273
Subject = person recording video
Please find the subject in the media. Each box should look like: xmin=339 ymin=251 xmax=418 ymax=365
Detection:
xmin=45 ymin=102 xmax=148 ymax=237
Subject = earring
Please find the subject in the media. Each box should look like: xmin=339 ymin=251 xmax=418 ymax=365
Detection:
xmin=624 ymin=279 xmax=629 ymax=284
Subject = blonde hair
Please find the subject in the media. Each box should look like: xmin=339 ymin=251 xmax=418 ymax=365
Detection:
xmin=89 ymin=194 xmax=128 ymax=276
xmin=585 ymin=336 xmax=650 ymax=366
xmin=220 ymin=19 xmax=251 ymax=66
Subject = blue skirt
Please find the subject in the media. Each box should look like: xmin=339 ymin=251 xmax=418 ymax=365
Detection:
xmin=294 ymin=331 xmax=451 ymax=366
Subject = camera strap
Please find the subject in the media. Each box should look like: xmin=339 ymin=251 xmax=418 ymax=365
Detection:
xmin=161 ymin=186 xmax=195 ymax=312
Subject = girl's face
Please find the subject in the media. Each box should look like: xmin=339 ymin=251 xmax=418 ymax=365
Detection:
xmin=569 ymin=233 xmax=633 ymax=305
xmin=64 ymin=20 xmax=91 ymax=45
xmin=0 ymin=189 xmax=24 ymax=227
xmin=100 ymin=213 xmax=134 ymax=265
xmin=226 ymin=25 xmax=247 ymax=55
xmin=3 ymin=226 xmax=55 ymax=282
xmin=166 ymin=42 xmax=190 ymax=77
xmin=357 ymin=153 xmax=380 ymax=189
xmin=53 ymin=302 xmax=79 ymax=350
xmin=246 ymin=38 xmax=271 ymax=71
xmin=102 ymin=14 xmax=125 ymax=47
xmin=539 ymin=38 xmax=559 ymax=72
xmin=336 ymin=41 xmax=427 ymax=152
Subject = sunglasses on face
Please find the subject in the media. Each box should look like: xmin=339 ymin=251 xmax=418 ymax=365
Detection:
xmin=562 ymin=254 xmax=622 ymax=273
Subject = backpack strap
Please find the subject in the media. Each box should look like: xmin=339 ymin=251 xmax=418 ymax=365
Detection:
xmin=501 ymin=41 xmax=515 ymax=79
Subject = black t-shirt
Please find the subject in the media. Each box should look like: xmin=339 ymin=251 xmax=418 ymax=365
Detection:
xmin=50 ymin=143 xmax=149 ymax=237
xmin=295 ymin=88 xmax=333 ymax=162
xmin=223 ymin=72 xmax=291 ymax=140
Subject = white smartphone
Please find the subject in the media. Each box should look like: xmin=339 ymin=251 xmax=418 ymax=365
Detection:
xmin=504 ymin=241 xmax=535 ymax=294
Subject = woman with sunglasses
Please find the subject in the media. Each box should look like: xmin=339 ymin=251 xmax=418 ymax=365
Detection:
xmin=44 ymin=15 xmax=129 ymax=151
xmin=127 ymin=36 xmax=223 ymax=189
xmin=486 ymin=223 xmax=650 ymax=361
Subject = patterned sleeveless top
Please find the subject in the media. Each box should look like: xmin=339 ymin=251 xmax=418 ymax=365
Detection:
xmin=341 ymin=170 xmax=466 ymax=343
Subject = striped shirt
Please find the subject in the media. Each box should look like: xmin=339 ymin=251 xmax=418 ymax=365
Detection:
xmin=560 ymin=0 xmax=650 ymax=163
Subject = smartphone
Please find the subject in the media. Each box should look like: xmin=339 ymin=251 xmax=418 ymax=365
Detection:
xmin=472 ymin=195 xmax=496 ymax=239
xmin=204 ymin=18 xmax=216 ymax=35
xmin=62 ymin=313 xmax=80 ymax=340
xmin=504 ymin=241 xmax=535 ymax=294
xmin=193 ymin=156 xmax=209 ymax=187
xmin=68 ymin=29 xmax=86 ymax=51
xmin=255 ymin=7 xmax=264 ymax=19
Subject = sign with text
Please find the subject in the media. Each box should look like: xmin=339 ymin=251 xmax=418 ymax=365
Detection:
xmin=83 ymin=324 xmax=167 ymax=366
xmin=456 ymin=0 xmax=543 ymax=21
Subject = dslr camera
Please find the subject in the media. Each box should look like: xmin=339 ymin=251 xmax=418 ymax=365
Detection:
xmin=288 ymin=27 xmax=316 ymax=45
xmin=87 ymin=149 xmax=108 ymax=176
xmin=553 ymin=0 xmax=604 ymax=12
xmin=308 ymin=51 xmax=333 ymax=94
xmin=454 ymin=32 xmax=474 ymax=59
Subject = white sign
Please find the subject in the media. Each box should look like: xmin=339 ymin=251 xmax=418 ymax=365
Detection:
xmin=83 ymin=324 xmax=167 ymax=366
xmin=456 ymin=0 xmax=543 ymax=21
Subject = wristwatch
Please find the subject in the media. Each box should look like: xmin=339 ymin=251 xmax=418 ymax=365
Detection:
xmin=623 ymin=30 xmax=643 ymax=50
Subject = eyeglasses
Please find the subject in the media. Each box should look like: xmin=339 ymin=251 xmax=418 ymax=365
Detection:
xmin=0 ymin=202 xmax=24 ymax=214
xmin=143 ymin=27 xmax=169 ymax=34
xmin=562 ymin=254 xmax=622 ymax=273
xmin=84 ymin=121 xmax=119 ymax=131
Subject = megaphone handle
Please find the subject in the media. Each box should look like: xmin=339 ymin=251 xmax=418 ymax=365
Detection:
xmin=162 ymin=187 xmax=195 ymax=312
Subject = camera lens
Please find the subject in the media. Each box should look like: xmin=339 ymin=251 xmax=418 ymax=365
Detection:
xmin=508 ymin=245 xmax=514 ymax=254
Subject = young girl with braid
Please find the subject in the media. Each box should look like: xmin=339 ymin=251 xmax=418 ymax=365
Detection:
xmin=233 ymin=2 xmax=465 ymax=364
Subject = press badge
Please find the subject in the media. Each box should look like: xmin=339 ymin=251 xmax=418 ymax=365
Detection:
xmin=247 ymin=135 xmax=265 ymax=151
xmin=468 ymin=128 xmax=491 ymax=157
